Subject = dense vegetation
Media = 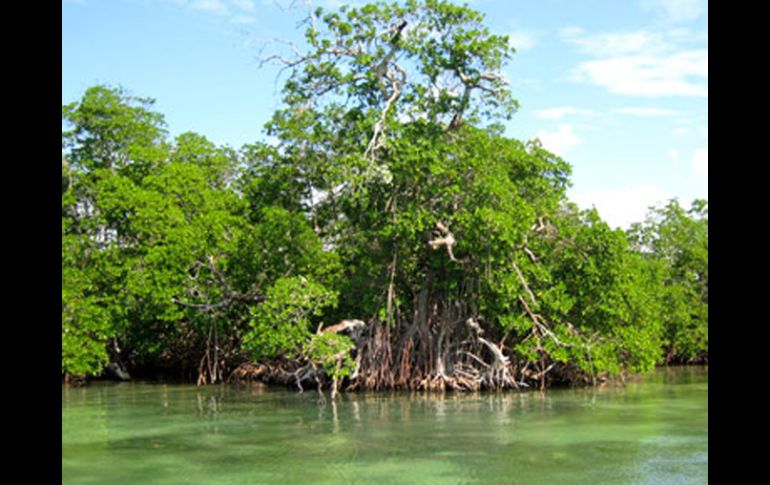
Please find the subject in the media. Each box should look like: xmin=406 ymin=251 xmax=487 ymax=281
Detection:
xmin=62 ymin=0 xmax=707 ymax=393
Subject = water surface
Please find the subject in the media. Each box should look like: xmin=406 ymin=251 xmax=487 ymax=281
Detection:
xmin=62 ymin=366 xmax=707 ymax=484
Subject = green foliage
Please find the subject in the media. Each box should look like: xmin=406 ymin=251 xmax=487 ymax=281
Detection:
xmin=61 ymin=1 xmax=707 ymax=387
xmin=232 ymin=206 xmax=342 ymax=291
xmin=306 ymin=333 xmax=356 ymax=380
xmin=243 ymin=277 xmax=338 ymax=361
xmin=486 ymin=204 xmax=668 ymax=379
xmin=628 ymin=199 xmax=708 ymax=361
xmin=62 ymin=85 xmax=168 ymax=183
xmin=62 ymin=238 xmax=113 ymax=377
xmin=62 ymin=85 xmax=169 ymax=377
xmin=62 ymin=86 xmax=339 ymax=378
xmin=285 ymin=0 xmax=518 ymax=117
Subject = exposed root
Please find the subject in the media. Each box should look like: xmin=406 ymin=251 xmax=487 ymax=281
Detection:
xmin=229 ymin=286 xmax=597 ymax=393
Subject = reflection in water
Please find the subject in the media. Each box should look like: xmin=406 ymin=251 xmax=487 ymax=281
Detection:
xmin=63 ymin=367 xmax=707 ymax=485
xmin=325 ymin=390 xmax=555 ymax=429
xmin=331 ymin=399 xmax=339 ymax=434
xmin=351 ymin=400 xmax=360 ymax=424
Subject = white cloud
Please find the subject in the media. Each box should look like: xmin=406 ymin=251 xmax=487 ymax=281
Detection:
xmin=562 ymin=27 xmax=707 ymax=97
xmin=561 ymin=28 xmax=669 ymax=57
xmin=616 ymin=107 xmax=679 ymax=117
xmin=571 ymin=185 xmax=671 ymax=229
xmin=163 ymin=0 xmax=265 ymax=23
xmin=573 ymin=50 xmax=707 ymax=97
xmin=692 ymin=148 xmax=707 ymax=180
xmin=669 ymin=149 xmax=680 ymax=161
xmin=641 ymin=0 xmax=706 ymax=23
xmin=672 ymin=120 xmax=708 ymax=137
xmin=315 ymin=0 xmax=360 ymax=9
xmin=504 ymin=19 xmax=542 ymax=51
xmin=532 ymin=107 xmax=598 ymax=120
xmin=232 ymin=0 xmax=255 ymax=11
xmin=231 ymin=14 xmax=256 ymax=24
xmin=559 ymin=26 xmax=585 ymax=39
xmin=508 ymin=31 xmax=538 ymax=51
xmin=191 ymin=0 xmax=229 ymax=15
xmin=535 ymin=124 xmax=580 ymax=156
xmin=260 ymin=0 xmax=362 ymax=11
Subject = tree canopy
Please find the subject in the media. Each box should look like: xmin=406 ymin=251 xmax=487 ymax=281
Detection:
xmin=62 ymin=0 xmax=707 ymax=392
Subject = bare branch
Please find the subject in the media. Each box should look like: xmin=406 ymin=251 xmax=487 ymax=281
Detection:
xmin=320 ymin=319 xmax=366 ymax=335
xmin=362 ymin=20 xmax=407 ymax=161
xmin=523 ymin=247 xmax=538 ymax=263
xmin=512 ymin=260 xmax=537 ymax=308
xmin=429 ymin=221 xmax=466 ymax=263
xmin=458 ymin=350 xmax=490 ymax=369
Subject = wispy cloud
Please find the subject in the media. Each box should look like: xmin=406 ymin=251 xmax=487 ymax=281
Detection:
xmin=231 ymin=14 xmax=257 ymax=24
xmin=161 ymin=0 xmax=263 ymax=23
xmin=506 ymin=21 xmax=540 ymax=51
xmin=232 ymin=0 xmax=256 ymax=11
xmin=191 ymin=0 xmax=229 ymax=15
xmin=562 ymin=27 xmax=707 ymax=97
xmin=692 ymin=148 xmax=707 ymax=180
xmin=508 ymin=31 xmax=538 ymax=51
xmin=256 ymin=0 xmax=349 ymax=15
xmin=532 ymin=106 xmax=598 ymax=120
xmin=310 ymin=0 xmax=363 ymax=10
xmin=669 ymin=148 xmax=680 ymax=161
xmin=501 ymin=18 xmax=546 ymax=54
xmin=640 ymin=0 xmax=707 ymax=23
xmin=561 ymin=28 xmax=670 ymax=57
xmin=574 ymin=54 xmax=707 ymax=97
xmin=536 ymin=124 xmax=580 ymax=156
xmin=571 ymin=185 xmax=671 ymax=229
xmin=616 ymin=107 xmax=680 ymax=117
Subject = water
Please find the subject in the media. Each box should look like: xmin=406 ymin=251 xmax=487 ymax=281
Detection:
xmin=62 ymin=366 xmax=707 ymax=484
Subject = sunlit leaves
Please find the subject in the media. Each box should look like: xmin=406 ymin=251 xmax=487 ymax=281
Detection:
xmin=306 ymin=333 xmax=356 ymax=380
xmin=628 ymin=199 xmax=708 ymax=361
xmin=243 ymin=277 xmax=338 ymax=361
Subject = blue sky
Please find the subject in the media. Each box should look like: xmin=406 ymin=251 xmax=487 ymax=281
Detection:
xmin=62 ymin=0 xmax=708 ymax=228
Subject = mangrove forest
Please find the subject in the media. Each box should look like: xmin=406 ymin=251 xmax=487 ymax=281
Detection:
xmin=62 ymin=0 xmax=708 ymax=397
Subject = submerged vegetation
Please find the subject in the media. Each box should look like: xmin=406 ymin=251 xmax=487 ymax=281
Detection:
xmin=62 ymin=0 xmax=707 ymax=393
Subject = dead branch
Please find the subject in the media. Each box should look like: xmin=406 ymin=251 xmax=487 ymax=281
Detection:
xmin=429 ymin=221 xmax=464 ymax=263
xmin=512 ymin=260 xmax=537 ymax=308
xmin=523 ymin=247 xmax=538 ymax=263
xmin=478 ymin=337 xmax=510 ymax=367
xmin=465 ymin=316 xmax=484 ymax=335
xmin=458 ymin=350 xmax=490 ymax=369
xmin=319 ymin=319 xmax=366 ymax=337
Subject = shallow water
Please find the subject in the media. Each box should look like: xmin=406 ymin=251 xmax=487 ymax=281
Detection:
xmin=62 ymin=366 xmax=707 ymax=484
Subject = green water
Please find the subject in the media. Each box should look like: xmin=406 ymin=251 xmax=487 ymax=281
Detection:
xmin=62 ymin=366 xmax=707 ymax=484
